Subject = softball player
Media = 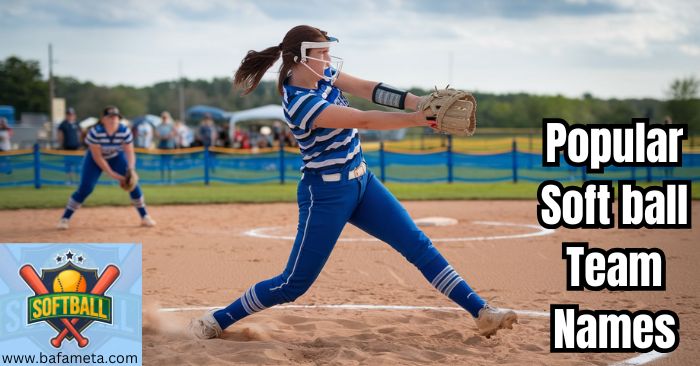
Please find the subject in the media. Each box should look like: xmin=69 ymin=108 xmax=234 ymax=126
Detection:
xmin=57 ymin=106 xmax=156 ymax=229
xmin=190 ymin=25 xmax=516 ymax=339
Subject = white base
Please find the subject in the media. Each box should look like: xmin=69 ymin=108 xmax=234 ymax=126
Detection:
xmin=414 ymin=216 xmax=458 ymax=227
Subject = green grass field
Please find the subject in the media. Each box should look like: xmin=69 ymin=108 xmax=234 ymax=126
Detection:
xmin=0 ymin=181 xmax=697 ymax=210
xmin=0 ymin=182 xmax=539 ymax=209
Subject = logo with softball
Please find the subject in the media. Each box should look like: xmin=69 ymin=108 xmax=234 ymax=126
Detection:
xmin=19 ymin=251 xmax=120 ymax=348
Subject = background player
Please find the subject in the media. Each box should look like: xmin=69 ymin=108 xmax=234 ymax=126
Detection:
xmin=190 ymin=25 xmax=516 ymax=339
xmin=57 ymin=107 xmax=82 ymax=184
xmin=57 ymin=106 xmax=156 ymax=229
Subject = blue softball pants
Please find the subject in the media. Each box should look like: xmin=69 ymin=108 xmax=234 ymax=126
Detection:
xmin=214 ymin=168 xmax=486 ymax=328
xmin=62 ymin=151 xmax=146 ymax=218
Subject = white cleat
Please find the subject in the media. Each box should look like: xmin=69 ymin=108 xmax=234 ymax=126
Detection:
xmin=474 ymin=305 xmax=517 ymax=338
xmin=57 ymin=218 xmax=70 ymax=230
xmin=188 ymin=311 xmax=222 ymax=339
xmin=141 ymin=215 xmax=156 ymax=227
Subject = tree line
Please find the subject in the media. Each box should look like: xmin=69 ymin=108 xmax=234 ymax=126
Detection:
xmin=1 ymin=56 xmax=698 ymax=130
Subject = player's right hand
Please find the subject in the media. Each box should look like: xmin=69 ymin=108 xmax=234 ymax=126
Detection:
xmin=109 ymin=172 xmax=125 ymax=182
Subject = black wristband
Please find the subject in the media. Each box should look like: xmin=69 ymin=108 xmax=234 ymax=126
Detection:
xmin=372 ymin=82 xmax=408 ymax=110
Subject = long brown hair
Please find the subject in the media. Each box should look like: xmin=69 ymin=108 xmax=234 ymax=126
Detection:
xmin=233 ymin=25 xmax=331 ymax=96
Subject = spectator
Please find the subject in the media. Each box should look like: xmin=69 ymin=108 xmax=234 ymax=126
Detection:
xmin=231 ymin=126 xmax=250 ymax=149
xmin=197 ymin=114 xmax=217 ymax=148
xmin=219 ymin=122 xmax=231 ymax=147
xmin=0 ymin=117 xmax=12 ymax=151
xmin=174 ymin=120 xmax=191 ymax=148
xmin=272 ymin=121 xmax=283 ymax=146
xmin=57 ymin=108 xmax=81 ymax=150
xmin=260 ymin=126 xmax=274 ymax=148
xmin=155 ymin=111 xmax=177 ymax=149
xmin=134 ymin=119 xmax=154 ymax=149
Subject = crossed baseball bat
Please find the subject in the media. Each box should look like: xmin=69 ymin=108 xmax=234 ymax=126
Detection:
xmin=20 ymin=264 xmax=120 ymax=348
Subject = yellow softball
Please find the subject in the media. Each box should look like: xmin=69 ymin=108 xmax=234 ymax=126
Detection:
xmin=53 ymin=269 xmax=87 ymax=293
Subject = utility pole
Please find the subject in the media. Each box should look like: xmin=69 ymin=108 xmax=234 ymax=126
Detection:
xmin=48 ymin=43 xmax=55 ymax=146
xmin=178 ymin=60 xmax=185 ymax=122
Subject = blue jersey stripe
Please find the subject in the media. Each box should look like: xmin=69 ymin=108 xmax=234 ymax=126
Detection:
xmin=282 ymin=72 xmax=361 ymax=173
xmin=295 ymin=127 xmax=331 ymax=143
xmin=285 ymin=94 xmax=314 ymax=116
xmin=288 ymin=96 xmax=317 ymax=125
xmin=303 ymin=138 xmax=359 ymax=162
xmin=298 ymin=128 xmax=344 ymax=150
xmin=299 ymin=100 xmax=328 ymax=130
xmin=290 ymin=97 xmax=328 ymax=131
xmin=302 ymin=132 xmax=359 ymax=162
xmin=303 ymin=143 xmax=362 ymax=170
xmin=300 ymin=129 xmax=355 ymax=155
xmin=85 ymin=123 xmax=133 ymax=159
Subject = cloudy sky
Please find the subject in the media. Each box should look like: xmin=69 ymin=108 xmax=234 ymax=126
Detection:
xmin=1 ymin=0 xmax=699 ymax=99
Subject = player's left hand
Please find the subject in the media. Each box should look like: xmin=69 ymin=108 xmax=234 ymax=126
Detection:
xmin=417 ymin=87 xmax=477 ymax=136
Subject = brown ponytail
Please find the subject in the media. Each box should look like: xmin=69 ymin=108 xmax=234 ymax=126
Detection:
xmin=233 ymin=25 xmax=332 ymax=96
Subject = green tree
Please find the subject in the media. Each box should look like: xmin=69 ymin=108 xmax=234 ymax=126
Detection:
xmin=0 ymin=56 xmax=48 ymax=118
xmin=668 ymin=76 xmax=699 ymax=100
xmin=666 ymin=76 xmax=700 ymax=130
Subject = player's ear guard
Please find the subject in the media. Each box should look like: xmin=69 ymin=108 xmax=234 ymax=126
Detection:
xmin=372 ymin=83 xmax=408 ymax=110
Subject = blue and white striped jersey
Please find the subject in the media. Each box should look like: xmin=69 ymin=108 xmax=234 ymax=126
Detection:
xmin=282 ymin=69 xmax=363 ymax=174
xmin=85 ymin=123 xmax=133 ymax=159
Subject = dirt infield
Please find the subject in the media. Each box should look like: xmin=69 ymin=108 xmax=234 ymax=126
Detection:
xmin=1 ymin=201 xmax=698 ymax=365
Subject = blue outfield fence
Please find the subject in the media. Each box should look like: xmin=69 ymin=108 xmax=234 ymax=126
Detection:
xmin=0 ymin=141 xmax=699 ymax=188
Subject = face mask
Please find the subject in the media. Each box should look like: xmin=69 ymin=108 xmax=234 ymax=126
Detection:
xmin=293 ymin=36 xmax=343 ymax=84
xmin=297 ymin=55 xmax=343 ymax=84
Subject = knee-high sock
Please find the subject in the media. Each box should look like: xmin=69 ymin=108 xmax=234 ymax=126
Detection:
xmin=419 ymin=255 xmax=486 ymax=318
xmin=213 ymin=276 xmax=286 ymax=329
xmin=61 ymin=196 xmax=82 ymax=219
xmin=213 ymin=285 xmax=266 ymax=328
xmin=129 ymin=186 xmax=147 ymax=217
